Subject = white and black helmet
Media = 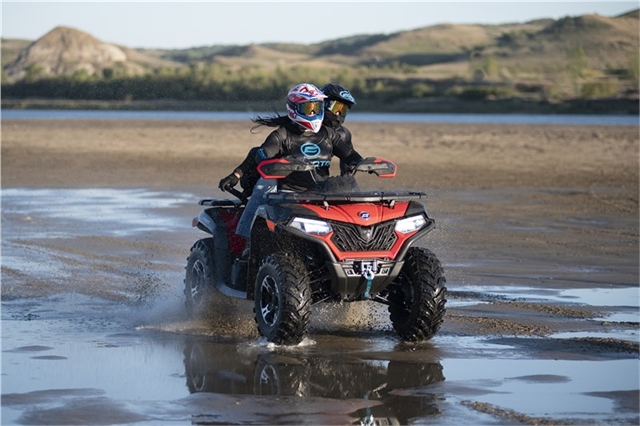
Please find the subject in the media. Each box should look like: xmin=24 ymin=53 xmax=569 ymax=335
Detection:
xmin=285 ymin=83 xmax=327 ymax=133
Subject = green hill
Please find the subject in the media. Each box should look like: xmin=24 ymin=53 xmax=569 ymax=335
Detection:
xmin=2 ymin=9 xmax=638 ymax=113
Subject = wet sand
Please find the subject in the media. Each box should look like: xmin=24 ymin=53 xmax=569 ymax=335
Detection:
xmin=2 ymin=119 xmax=638 ymax=192
xmin=1 ymin=119 xmax=639 ymax=424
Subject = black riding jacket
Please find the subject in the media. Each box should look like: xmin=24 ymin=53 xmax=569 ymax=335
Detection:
xmin=335 ymin=126 xmax=355 ymax=175
xmin=235 ymin=121 xmax=363 ymax=192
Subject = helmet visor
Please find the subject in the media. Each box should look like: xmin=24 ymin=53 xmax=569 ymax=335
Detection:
xmin=295 ymin=100 xmax=324 ymax=117
xmin=326 ymin=99 xmax=349 ymax=117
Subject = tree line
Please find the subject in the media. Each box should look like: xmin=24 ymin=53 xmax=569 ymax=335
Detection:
xmin=2 ymin=52 xmax=636 ymax=107
xmin=0 ymin=61 xmax=546 ymax=104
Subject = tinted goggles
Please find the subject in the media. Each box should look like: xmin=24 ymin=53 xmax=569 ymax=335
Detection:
xmin=294 ymin=100 xmax=324 ymax=117
xmin=326 ymin=99 xmax=350 ymax=116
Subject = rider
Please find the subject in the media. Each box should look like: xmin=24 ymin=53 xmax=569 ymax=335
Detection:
xmin=218 ymin=83 xmax=364 ymax=239
xmin=319 ymin=83 xmax=358 ymax=175
xmin=228 ymin=83 xmax=360 ymax=197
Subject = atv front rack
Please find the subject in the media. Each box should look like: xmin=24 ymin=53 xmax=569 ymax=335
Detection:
xmin=265 ymin=190 xmax=427 ymax=205
xmin=199 ymin=191 xmax=427 ymax=208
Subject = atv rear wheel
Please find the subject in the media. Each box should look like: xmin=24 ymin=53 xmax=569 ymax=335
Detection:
xmin=184 ymin=238 xmax=215 ymax=316
xmin=388 ymin=247 xmax=447 ymax=341
xmin=254 ymin=254 xmax=311 ymax=345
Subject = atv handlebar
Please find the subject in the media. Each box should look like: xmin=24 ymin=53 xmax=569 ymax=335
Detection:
xmin=218 ymin=157 xmax=398 ymax=204
xmin=348 ymin=157 xmax=396 ymax=178
xmin=257 ymin=157 xmax=397 ymax=180
xmin=257 ymin=157 xmax=317 ymax=179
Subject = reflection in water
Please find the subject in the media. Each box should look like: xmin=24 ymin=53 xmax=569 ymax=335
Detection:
xmin=183 ymin=338 xmax=445 ymax=425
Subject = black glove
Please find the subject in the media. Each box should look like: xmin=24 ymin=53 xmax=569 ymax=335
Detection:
xmin=219 ymin=172 xmax=239 ymax=192
xmin=342 ymin=159 xmax=363 ymax=176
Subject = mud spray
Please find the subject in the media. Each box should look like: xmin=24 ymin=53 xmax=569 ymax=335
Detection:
xmin=130 ymin=267 xmax=393 ymax=340
xmin=137 ymin=285 xmax=392 ymax=341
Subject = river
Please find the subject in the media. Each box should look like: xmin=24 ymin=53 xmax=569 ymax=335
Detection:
xmin=2 ymin=109 xmax=638 ymax=126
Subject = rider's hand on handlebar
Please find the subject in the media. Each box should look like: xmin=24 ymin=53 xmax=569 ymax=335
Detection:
xmin=218 ymin=172 xmax=239 ymax=192
xmin=343 ymin=160 xmax=360 ymax=176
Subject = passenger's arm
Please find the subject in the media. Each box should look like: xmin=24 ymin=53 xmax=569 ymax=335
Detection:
xmin=333 ymin=127 xmax=364 ymax=173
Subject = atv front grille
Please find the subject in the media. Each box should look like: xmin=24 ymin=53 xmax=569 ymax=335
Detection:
xmin=330 ymin=221 xmax=397 ymax=252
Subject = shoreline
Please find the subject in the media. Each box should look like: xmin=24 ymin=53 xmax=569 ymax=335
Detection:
xmin=2 ymin=96 xmax=639 ymax=115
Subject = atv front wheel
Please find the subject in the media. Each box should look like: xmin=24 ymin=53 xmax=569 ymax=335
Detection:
xmin=184 ymin=238 xmax=215 ymax=316
xmin=388 ymin=247 xmax=447 ymax=341
xmin=254 ymin=254 xmax=311 ymax=345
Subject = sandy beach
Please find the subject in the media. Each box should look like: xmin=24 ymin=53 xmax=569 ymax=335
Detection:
xmin=2 ymin=118 xmax=638 ymax=424
xmin=3 ymin=119 xmax=638 ymax=192
xmin=3 ymin=117 xmax=639 ymax=337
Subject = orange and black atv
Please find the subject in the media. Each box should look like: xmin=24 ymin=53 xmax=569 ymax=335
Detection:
xmin=185 ymin=157 xmax=447 ymax=345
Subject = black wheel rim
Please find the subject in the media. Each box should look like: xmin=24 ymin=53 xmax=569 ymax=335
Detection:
xmin=259 ymin=275 xmax=280 ymax=327
xmin=188 ymin=344 xmax=206 ymax=392
xmin=257 ymin=364 xmax=279 ymax=395
xmin=189 ymin=259 xmax=206 ymax=306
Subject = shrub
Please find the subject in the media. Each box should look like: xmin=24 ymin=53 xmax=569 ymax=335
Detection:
xmin=457 ymin=86 xmax=516 ymax=101
xmin=410 ymin=83 xmax=435 ymax=98
xmin=580 ymin=81 xmax=618 ymax=98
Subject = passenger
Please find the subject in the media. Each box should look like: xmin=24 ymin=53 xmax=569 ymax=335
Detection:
xmin=318 ymin=83 xmax=358 ymax=175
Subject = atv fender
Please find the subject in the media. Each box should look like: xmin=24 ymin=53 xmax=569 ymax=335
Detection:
xmin=196 ymin=209 xmax=247 ymax=299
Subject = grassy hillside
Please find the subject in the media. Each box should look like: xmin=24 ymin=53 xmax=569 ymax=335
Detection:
xmin=1 ymin=39 xmax=32 ymax=67
xmin=2 ymin=9 xmax=638 ymax=113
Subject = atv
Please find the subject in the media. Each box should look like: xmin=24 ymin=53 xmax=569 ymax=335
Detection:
xmin=185 ymin=157 xmax=447 ymax=345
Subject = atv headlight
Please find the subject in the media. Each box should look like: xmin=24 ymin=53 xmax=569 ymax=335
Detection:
xmin=395 ymin=215 xmax=427 ymax=234
xmin=289 ymin=217 xmax=333 ymax=236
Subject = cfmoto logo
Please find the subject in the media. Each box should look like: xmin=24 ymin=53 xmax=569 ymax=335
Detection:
xmin=359 ymin=211 xmax=371 ymax=220
xmin=300 ymin=143 xmax=321 ymax=158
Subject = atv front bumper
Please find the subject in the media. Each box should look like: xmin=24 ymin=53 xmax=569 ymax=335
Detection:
xmin=325 ymin=258 xmax=405 ymax=300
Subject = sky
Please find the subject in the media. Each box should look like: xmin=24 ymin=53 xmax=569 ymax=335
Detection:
xmin=2 ymin=1 xmax=638 ymax=49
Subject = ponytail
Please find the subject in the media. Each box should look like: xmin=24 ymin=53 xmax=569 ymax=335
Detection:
xmin=250 ymin=114 xmax=291 ymax=133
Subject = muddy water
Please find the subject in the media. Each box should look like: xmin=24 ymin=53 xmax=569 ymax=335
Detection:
xmin=2 ymin=187 xmax=638 ymax=425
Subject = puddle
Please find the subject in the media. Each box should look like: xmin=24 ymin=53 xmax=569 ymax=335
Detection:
xmin=559 ymin=287 xmax=639 ymax=307
xmin=446 ymin=299 xmax=489 ymax=308
xmin=551 ymin=330 xmax=639 ymax=342
xmin=452 ymin=285 xmax=640 ymax=309
xmin=435 ymin=334 xmax=517 ymax=352
xmin=596 ymin=312 xmax=639 ymax=323
xmin=450 ymin=285 xmax=639 ymax=334
xmin=2 ymin=187 xmax=638 ymax=424
xmin=3 ymin=307 xmax=637 ymax=425
xmin=2 ymin=250 xmax=72 ymax=279
xmin=4 ymin=301 xmax=637 ymax=425
xmin=2 ymin=188 xmax=195 ymax=237
xmin=1 ymin=188 xmax=199 ymax=294
xmin=441 ymin=358 xmax=639 ymax=422
xmin=2 ymin=303 xmax=446 ymax=425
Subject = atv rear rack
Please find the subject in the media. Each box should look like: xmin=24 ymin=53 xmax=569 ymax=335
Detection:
xmin=198 ymin=199 xmax=243 ymax=207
